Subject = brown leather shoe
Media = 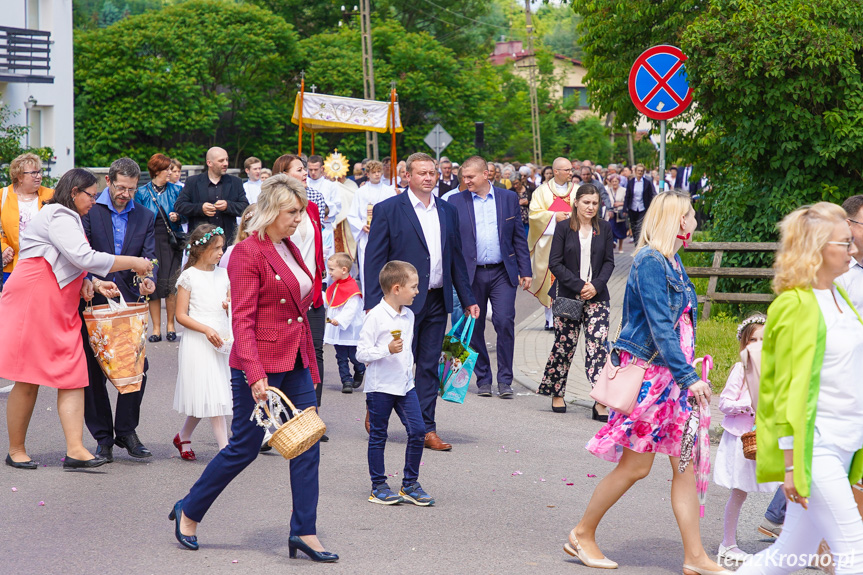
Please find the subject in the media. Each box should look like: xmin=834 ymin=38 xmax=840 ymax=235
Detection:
xmin=424 ymin=431 xmax=452 ymax=451
xmin=365 ymin=408 xmax=370 ymax=435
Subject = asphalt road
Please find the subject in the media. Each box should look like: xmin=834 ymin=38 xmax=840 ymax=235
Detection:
xmin=0 ymin=290 xmax=806 ymax=575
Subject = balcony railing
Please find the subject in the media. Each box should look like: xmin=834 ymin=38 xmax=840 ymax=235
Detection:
xmin=0 ymin=26 xmax=53 ymax=84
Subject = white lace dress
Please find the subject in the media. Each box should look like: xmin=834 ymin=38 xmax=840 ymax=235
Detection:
xmin=173 ymin=267 xmax=233 ymax=418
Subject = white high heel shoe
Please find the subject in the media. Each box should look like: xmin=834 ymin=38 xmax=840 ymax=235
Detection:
xmin=564 ymin=532 xmax=618 ymax=569
xmin=682 ymin=564 xmax=734 ymax=575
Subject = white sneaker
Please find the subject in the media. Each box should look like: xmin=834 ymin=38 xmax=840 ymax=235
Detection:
xmin=718 ymin=544 xmax=751 ymax=563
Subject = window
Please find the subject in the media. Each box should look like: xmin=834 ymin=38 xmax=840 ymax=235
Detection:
xmin=28 ymin=109 xmax=41 ymax=148
xmin=27 ymin=0 xmax=40 ymax=29
xmin=563 ymin=86 xmax=590 ymax=109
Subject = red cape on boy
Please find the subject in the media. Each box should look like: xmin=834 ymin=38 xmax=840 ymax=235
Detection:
xmin=326 ymin=276 xmax=362 ymax=308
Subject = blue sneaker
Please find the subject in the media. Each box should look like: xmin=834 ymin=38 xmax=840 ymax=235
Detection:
xmin=399 ymin=482 xmax=435 ymax=506
xmin=369 ymin=483 xmax=404 ymax=505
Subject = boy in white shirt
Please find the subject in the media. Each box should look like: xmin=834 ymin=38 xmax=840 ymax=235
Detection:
xmin=356 ymin=260 xmax=433 ymax=506
xmin=323 ymin=253 xmax=366 ymax=394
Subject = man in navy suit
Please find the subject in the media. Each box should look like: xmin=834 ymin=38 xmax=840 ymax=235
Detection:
xmin=675 ymin=163 xmax=702 ymax=197
xmin=364 ymin=152 xmax=479 ymax=451
xmin=447 ymin=157 xmax=532 ymax=398
xmin=81 ymin=157 xmax=157 ymax=462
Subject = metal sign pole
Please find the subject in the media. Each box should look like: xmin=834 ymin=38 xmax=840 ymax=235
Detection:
xmin=435 ymin=128 xmax=440 ymax=162
xmin=658 ymin=119 xmax=666 ymax=192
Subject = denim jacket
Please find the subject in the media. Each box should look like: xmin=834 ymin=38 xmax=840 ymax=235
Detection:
xmin=134 ymin=182 xmax=186 ymax=234
xmin=614 ymin=247 xmax=700 ymax=389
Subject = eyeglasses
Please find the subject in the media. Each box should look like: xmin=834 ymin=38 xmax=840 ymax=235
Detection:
xmin=110 ymin=183 xmax=137 ymax=195
xmin=848 ymin=218 xmax=863 ymax=227
xmin=22 ymin=169 xmax=43 ymax=177
xmin=77 ymin=189 xmax=98 ymax=201
xmin=827 ymin=241 xmax=854 ymax=252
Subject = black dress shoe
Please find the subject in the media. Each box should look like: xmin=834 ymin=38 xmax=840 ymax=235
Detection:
xmin=148 ymin=334 xmax=162 ymax=342
xmin=288 ymin=536 xmax=338 ymax=562
xmin=114 ymin=433 xmax=152 ymax=458
xmin=592 ymin=402 xmax=609 ymax=423
xmin=5 ymin=454 xmax=37 ymax=469
xmin=95 ymin=444 xmax=114 ymax=463
xmin=320 ymin=434 xmax=329 ymax=442
xmin=63 ymin=455 xmax=108 ymax=470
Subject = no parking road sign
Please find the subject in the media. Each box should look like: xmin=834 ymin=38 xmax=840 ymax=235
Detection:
xmin=628 ymin=45 xmax=692 ymax=121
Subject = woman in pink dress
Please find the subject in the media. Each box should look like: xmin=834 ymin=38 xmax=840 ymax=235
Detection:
xmin=565 ymin=191 xmax=731 ymax=575
xmin=0 ymin=169 xmax=153 ymax=471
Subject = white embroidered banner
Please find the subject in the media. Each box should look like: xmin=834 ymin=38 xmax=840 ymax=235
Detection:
xmin=291 ymin=93 xmax=403 ymax=133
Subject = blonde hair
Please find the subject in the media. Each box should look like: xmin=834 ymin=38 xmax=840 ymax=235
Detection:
xmin=328 ymin=252 xmax=353 ymax=269
xmin=635 ymin=190 xmax=693 ymax=258
xmin=246 ymin=173 xmax=308 ymax=237
xmin=365 ymin=160 xmax=383 ymax=174
xmin=772 ymin=202 xmax=848 ymax=294
xmin=234 ymin=203 xmax=257 ymax=244
xmin=9 ymin=152 xmax=42 ymax=185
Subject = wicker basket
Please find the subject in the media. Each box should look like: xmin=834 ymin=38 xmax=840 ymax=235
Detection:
xmin=741 ymin=430 xmax=757 ymax=461
xmin=261 ymin=386 xmax=326 ymax=460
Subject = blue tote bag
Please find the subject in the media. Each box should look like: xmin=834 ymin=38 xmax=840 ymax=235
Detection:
xmin=438 ymin=315 xmax=478 ymax=404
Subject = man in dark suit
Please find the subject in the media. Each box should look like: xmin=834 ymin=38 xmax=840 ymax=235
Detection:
xmin=364 ymin=152 xmax=479 ymax=451
xmin=623 ymin=163 xmax=656 ymax=243
xmin=174 ymin=147 xmax=249 ymax=244
xmin=447 ymin=156 xmax=532 ymax=398
xmin=675 ymin=163 xmax=702 ymax=197
xmin=81 ymin=157 xmax=157 ymax=461
xmin=437 ymin=157 xmax=459 ymax=195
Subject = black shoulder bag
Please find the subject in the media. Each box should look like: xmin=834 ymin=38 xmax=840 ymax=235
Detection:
xmin=145 ymin=185 xmax=188 ymax=251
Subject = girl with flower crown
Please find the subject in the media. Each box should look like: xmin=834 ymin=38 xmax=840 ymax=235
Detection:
xmin=714 ymin=313 xmax=780 ymax=564
xmin=171 ymin=224 xmax=233 ymax=460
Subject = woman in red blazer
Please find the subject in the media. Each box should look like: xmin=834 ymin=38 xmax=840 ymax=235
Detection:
xmin=170 ymin=174 xmax=338 ymax=562
xmin=272 ymin=154 xmax=328 ymax=414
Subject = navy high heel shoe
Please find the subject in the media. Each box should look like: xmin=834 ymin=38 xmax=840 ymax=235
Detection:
xmin=168 ymin=500 xmax=199 ymax=550
xmin=288 ymin=536 xmax=339 ymax=562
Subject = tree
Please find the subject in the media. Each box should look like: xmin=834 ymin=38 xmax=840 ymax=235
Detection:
xmin=297 ymin=19 xmax=527 ymax=163
xmin=682 ymin=0 xmax=863 ymax=242
xmin=74 ymin=0 xmax=304 ymax=167
xmin=98 ymin=0 xmax=129 ymax=27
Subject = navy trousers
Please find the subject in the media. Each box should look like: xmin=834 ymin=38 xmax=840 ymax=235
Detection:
xmin=469 ymin=264 xmax=516 ymax=388
xmin=412 ymin=287 xmax=447 ymax=433
xmin=366 ymin=389 xmax=425 ymax=489
xmin=181 ymin=363 xmax=320 ymax=536
xmin=334 ymin=345 xmax=364 ymax=383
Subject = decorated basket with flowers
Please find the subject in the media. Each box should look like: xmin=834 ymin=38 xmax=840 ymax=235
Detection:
xmin=83 ymin=297 xmax=149 ymax=394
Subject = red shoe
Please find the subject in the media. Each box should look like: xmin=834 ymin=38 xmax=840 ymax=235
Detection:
xmin=172 ymin=434 xmax=196 ymax=461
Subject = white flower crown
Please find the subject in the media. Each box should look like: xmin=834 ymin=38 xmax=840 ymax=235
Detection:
xmin=737 ymin=315 xmax=766 ymax=340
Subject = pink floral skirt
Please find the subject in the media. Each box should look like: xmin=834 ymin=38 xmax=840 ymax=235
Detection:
xmin=587 ymin=311 xmax=695 ymax=463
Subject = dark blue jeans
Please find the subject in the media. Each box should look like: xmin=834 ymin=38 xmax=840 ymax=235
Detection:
xmin=366 ymin=389 xmax=425 ymax=489
xmin=181 ymin=364 xmax=320 ymax=536
xmin=334 ymin=344 xmax=365 ymax=383
xmin=765 ymin=486 xmax=787 ymax=524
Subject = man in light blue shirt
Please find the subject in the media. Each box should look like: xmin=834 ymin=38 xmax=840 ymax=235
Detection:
xmin=447 ymin=156 xmax=532 ymax=398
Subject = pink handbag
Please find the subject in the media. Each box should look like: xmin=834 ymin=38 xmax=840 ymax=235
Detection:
xmin=589 ymin=322 xmax=658 ymax=416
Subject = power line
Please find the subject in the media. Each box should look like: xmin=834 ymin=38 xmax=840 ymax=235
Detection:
xmin=415 ymin=0 xmax=512 ymax=31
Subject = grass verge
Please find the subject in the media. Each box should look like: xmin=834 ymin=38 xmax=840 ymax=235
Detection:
xmin=695 ymin=317 xmax=739 ymax=394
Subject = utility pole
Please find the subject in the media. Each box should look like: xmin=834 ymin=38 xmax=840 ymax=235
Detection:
xmin=524 ymin=0 xmax=542 ymax=166
xmin=359 ymin=0 xmax=378 ymax=160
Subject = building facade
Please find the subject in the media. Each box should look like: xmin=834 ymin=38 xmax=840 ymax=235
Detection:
xmin=0 ymin=0 xmax=74 ymax=176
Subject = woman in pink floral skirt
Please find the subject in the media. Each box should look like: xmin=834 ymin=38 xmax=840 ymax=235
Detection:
xmin=565 ymin=191 xmax=731 ymax=575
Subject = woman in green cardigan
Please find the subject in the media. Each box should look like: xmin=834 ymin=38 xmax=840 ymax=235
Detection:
xmin=738 ymin=202 xmax=863 ymax=575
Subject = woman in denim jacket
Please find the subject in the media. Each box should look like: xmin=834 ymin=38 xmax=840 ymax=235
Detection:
xmin=565 ymin=191 xmax=729 ymax=575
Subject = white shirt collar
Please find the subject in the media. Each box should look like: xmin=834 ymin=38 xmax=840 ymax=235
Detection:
xmin=407 ymin=188 xmax=435 ymax=210
xmin=382 ymin=299 xmax=409 ymax=317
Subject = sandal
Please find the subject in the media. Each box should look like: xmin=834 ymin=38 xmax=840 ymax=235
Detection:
xmin=172 ymin=433 xmax=196 ymax=461
xmin=148 ymin=334 xmax=162 ymax=342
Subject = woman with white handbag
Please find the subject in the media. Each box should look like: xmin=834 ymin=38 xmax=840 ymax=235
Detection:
xmin=565 ymin=190 xmax=726 ymax=575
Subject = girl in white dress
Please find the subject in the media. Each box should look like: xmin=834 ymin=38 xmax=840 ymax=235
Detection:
xmin=172 ymin=224 xmax=233 ymax=460
xmin=714 ymin=313 xmax=779 ymax=563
